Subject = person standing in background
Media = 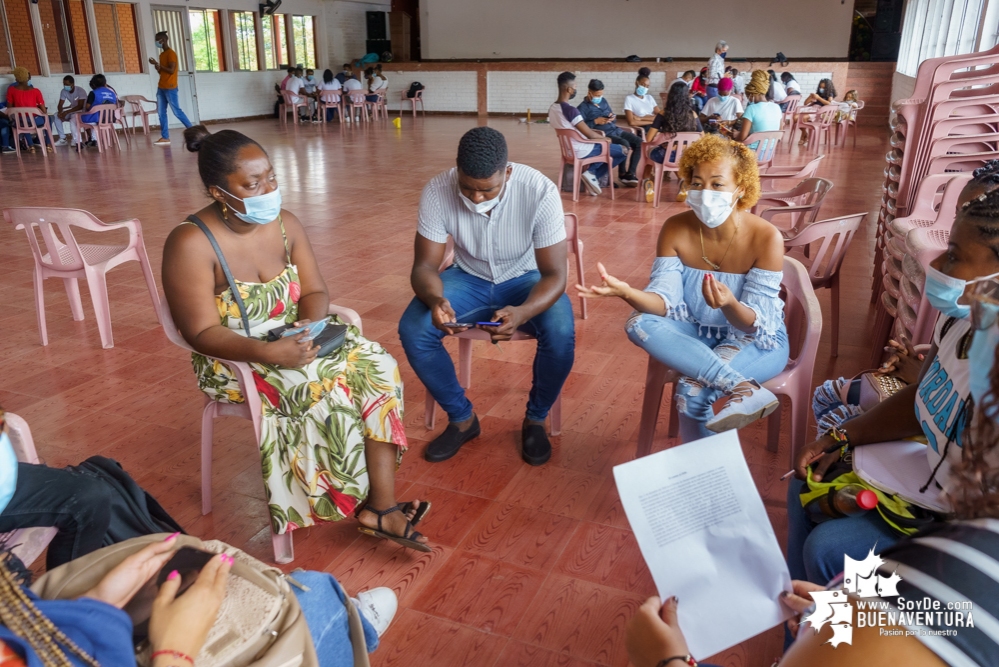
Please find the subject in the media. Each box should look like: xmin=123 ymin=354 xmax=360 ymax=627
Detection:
xmin=149 ymin=30 xmax=193 ymax=146
xmin=705 ymin=40 xmax=728 ymax=100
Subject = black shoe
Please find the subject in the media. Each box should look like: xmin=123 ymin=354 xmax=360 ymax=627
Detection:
xmin=522 ymin=423 xmax=551 ymax=466
xmin=425 ymin=415 xmax=480 ymax=462
xmin=621 ymin=172 xmax=640 ymax=186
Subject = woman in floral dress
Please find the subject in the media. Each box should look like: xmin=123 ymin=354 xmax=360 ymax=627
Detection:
xmin=162 ymin=125 xmax=429 ymax=550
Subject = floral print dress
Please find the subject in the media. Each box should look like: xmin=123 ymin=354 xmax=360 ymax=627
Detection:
xmin=191 ymin=220 xmax=407 ymax=534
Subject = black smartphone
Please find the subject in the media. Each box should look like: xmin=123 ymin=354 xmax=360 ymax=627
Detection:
xmin=125 ymin=547 xmax=216 ymax=644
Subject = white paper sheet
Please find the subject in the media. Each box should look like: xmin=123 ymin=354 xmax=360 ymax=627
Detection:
xmin=613 ymin=430 xmax=792 ymax=659
xmin=852 ymin=440 xmax=949 ymax=513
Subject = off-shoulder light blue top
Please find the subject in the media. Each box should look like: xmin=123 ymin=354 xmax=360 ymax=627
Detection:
xmin=643 ymin=256 xmax=785 ymax=350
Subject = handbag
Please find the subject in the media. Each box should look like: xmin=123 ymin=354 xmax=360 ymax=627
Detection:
xmin=30 ymin=534 xmax=369 ymax=667
xmin=837 ymin=370 xmax=907 ymax=412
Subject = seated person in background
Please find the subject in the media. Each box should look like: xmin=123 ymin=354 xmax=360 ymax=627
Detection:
xmin=303 ymin=68 xmax=319 ymax=121
xmin=374 ymin=64 xmax=388 ymax=89
xmin=548 ymin=71 xmax=627 ymax=195
xmin=787 ymin=162 xmax=999 ymax=584
xmin=365 ymin=66 xmax=386 ymax=104
xmin=640 ymin=80 xmax=702 ymax=200
xmin=0 ymin=100 xmax=13 ymax=153
xmin=804 ymin=78 xmax=836 ymax=106
xmin=726 ymin=67 xmax=745 ymax=96
xmin=163 ymin=126 xmax=428 ymax=551
xmin=781 ymin=71 xmax=801 ymax=96
xmin=578 ymin=134 xmax=788 ymax=442
xmin=400 ymin=127 xmax=574 ymax=467
xmin=286 ymin=66 xmax=309 ymax=121
xmin=335 ymin=62 xmax=352 ymax=85
xmin=624 ymin=68 xmax=662 ymax=133
xmin=699 ymin=76 xmax=743 ymax=126
xmin=273 ymin=65 xmax=295 ymax=118
xmin=577 ymin=78 xmax=640 ymax=187
xmin=678 ymin=70 xmax=696 ymax=87
xmin=79 ymin=74 xmax=118 ymax=134
xmin=344 ymin=73 xmax=364 ymax=121
xmin=317 ymin=69 xmax=342 ymax=122
xmin=690 ymin=67 xmax=709 ymax=111
xmin=55 ymin=75 xmax=86 ymax=147
xmin=723 ymin=69 xmax=782 ymax=145
xmin=767 ymin=70 xmax=788 ymax=106
xmin=5 ymin=67 xmax=53 ymax=152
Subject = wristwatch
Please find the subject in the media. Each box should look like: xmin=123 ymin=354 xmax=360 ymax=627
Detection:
xmin=657 ymin=656 xmax=697 ymax=667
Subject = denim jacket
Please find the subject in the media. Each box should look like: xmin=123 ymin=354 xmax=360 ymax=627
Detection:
xmin=577 ymin=98 xmax=623 ymax=137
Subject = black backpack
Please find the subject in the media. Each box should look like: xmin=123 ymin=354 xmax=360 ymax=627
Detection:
xmin=406 ymin=81 xmax=424 ymax=99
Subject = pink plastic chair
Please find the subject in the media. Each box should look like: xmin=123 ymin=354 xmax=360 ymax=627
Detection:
xmin=782 ymin=213 xmax=865 ymax=356
xmin=759 ymin=155 xmax=825 ymax=192
xmin=781 ymin=94 xmax=802 ymax=130
xmin=75 ymin=105 xmax=121 ymax=153
xmin=374 ymin=89 xmax=389 ymax=120
xmin=837 ymin=100 xmax=864 ymax=148
xmin=161 ymin=300 xmax=362 ymax=565
xmin=346 ymin=91 xmax=370 ymax=122
xmin=3 ymin=207 xmax=161 ymax=349
xmin=554 ymin=128 xmax=616 ymax=202
xmin=279 ymin=90 xmax=309 ymax=124
xmin=743 ymin=131 xmax=783 ymax=167
xmin=797 ymin=106 xmax=839 ymax=152
xmin=8 ymin=107 xmax=55 ymax=157
xmin=564 ymin=213 xmax=588 ymax=319
xmin=632 ymin=132 xmax=701 ymax=208
xmin=635 ymin=256 xmax=822 ymax=463
xmin=399 ymin=88 xmax=425 ymax=117
xmin=756 ymin=177 xmax=834 ymax=235
xmin=0 ymin=413 xmax=58 ymax=566
xmin=318 ymin=90 xmax=343 ymax=124
xmin=122 ymin=95 xmax=158 ymax=135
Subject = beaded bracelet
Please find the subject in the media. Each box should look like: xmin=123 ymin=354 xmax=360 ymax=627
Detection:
xmin=151 ymin=650 xmax=194 ymax=664
xmin=657 ymin=655 xmax=697 ymax=667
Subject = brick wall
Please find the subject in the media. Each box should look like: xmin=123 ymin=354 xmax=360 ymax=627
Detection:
xmin=37 ymin=0 xmax=70 ymax=73
xmin=7 ymin=0 xmax=40 ymax=74
xmin=67 ymin=0 xmax=93 ymax=74
xmin=381 ymin=69 xmax=477 ymax=112
xmin=117 ymin=3 xmax=142 ymax=74
xmin=93 ymin=2 xmax=120 ymax=72
xmin=843 ymin=61 xmax=895 ymax=127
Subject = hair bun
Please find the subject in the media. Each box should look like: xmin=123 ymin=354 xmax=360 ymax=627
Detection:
xmin=183 ymin=125 xmax=211 ymax=153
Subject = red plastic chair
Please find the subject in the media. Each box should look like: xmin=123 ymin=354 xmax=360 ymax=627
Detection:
xmin=75 ymin=104 xmax=121 ymax=153
xmin=0 ymin=413 xmax=58 ymax=566
xmin=3 ymin=207 xmax=161 ymax=349
xmin=633 ymin=132 xmax=701 ymax=208
xmin=347 ymin=91 xmax=370 ymax=122
xmin=635 ymin=256 xmax=822 ymax=463
xmin=161 ymin=300 xmax=362 ymax=565
xmin=756 ymin=177 xmax=834 ymax=236
xmin=399 ymin=88 xmax=425 ymax=117
xmin=554 ymin=128 xmax=615 ymax=202
xmin=279 ymin=90 xmax=309 ymax=124
xmin=8 ymin=107 xmax=55 ymax=157
xmin=783 ymin=213 xmax=865 ymax=356
xmin=759 ymin=155 xmax=825 ymax=192
xmin=318 ymin=90 xmax=343 ymax=124
xmin=122 ymin=95 xmax=158 ymax=135
xmin=743 ymin=131 xmax=783 ymax=168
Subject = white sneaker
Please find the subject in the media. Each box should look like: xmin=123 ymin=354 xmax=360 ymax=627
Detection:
xmin=705 ymin=380 xmax=779 ymax=433
xmin=53 ymin=139 xmax=67 ymax=147
xmin=154 ymin=138 xmax=171 ymax=146
xmin=581 ymin=171 xmax=601 ymax=196
xmin=352 ymin=588 xmax=397 ymax=638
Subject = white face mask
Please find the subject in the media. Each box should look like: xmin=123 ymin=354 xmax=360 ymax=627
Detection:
xmin=459 ymin=177 xmax=506 ymax=215
xmin=686 ymin=189 xmax=737 ymax=228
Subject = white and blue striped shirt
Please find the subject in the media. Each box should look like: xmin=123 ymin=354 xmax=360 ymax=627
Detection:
xmin=417 ymin=163 xmax=565 ymax=284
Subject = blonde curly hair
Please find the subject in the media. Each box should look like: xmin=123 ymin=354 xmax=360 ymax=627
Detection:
xmin=678 ymin=134 xmax=761 ymax=210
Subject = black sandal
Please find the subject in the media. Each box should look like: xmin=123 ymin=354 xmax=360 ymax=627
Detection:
xmin=357 ymin=505 xmax=432 ymax=553
xmin=396 ymin=500 xmax=432 ymax=526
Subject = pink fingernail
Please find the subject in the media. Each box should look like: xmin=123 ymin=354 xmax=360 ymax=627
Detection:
xmin=164 ymin=532 xmax=180 ymax=541
xmin=167 ymin=570 xmax=179 ymax=581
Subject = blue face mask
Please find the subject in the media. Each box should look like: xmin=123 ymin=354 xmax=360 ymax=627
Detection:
xmin=721 ymin=51 xmax=727 ymax=59
xmin=590 ymin=96 xmax=603 ymax=105
xmin=0 ymin=431 xmax=18 ymax=515
xmin=307 ymin=76 xmax=315 ymax=82
xmin=924 ymin=265 xmax=978 ymax=319
xmin=636 ymin=86 xmax=649 ymax=97
xmin=223 ymin=188 xmax=282 ymax=225
xmin=969 ymin=317 xmax=999 ymax=417
xmin=64 ymin=85 xmax=73 ymax=92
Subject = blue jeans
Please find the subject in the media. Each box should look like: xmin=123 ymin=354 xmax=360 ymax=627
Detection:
xmin=785 ymin=478 xmax=900 ymax=584
xmin=156 ymin=87 xmax=193 ymax=139
xmin=583 ymin=142 xmax=627 ymax=182
xmin=290 ymin=571 xmax=379 ymax=666
xmin=399 ymin=266 xmax=575 ymax=423
xmin=706 ymin=84 xmax=719 ymax=100
xmin=626 ymin=314 xmax=789 ymax=442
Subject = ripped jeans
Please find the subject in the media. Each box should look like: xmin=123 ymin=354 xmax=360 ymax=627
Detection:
xmin=626 ymin=313 xmax=789 ymax=442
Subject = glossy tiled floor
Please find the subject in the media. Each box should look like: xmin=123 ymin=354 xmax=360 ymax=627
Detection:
xmin=0 ymin=117 xmax=888 ymax=666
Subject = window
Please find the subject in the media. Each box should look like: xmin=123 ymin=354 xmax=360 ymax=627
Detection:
xmin=897 ymin=0 xmax=985 ymax=76
xmin=262 ymin=13 xmax=287 ymax=70
xmin=94 ymin=2 xmax=141 ymax=73
xmin=0 ymin=0 xmax=40 ymax=74
xmin=231 ymin=11 xmax=258 ymax=71
xmin=37 ymin=0 xmax=74 ymax=73
xmin=290 ymin=15 xmax=315 ymax=69
xmin=66 ymin=0 xmax=94 ymax=74
xmin=189 ymin=8 xmax=224 ymax=72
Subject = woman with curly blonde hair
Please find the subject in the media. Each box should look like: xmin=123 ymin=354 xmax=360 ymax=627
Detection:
xmin=577 ymin=134 xmax=789 ymax=440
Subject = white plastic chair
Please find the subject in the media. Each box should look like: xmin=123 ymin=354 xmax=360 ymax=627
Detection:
xmin=3 ymin=207 xmax=161 ymax=349
xmin=0 ymin=413 xmax=58 ymax=566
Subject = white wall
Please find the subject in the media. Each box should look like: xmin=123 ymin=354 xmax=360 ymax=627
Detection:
xmin=325 ymin=0 xmax=391 ymax=68
xmin=422 ymin=0 xmax=853 ymax=59
xmin=381 ymin=70 xmax=478 ymax=112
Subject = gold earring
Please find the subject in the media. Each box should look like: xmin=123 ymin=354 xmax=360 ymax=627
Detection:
xmin=219 ymin=200 xmax=229 ymax=220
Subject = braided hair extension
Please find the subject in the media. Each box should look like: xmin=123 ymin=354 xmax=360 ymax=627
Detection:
xmin=0 ymin=553 xmax=100 ymax=667
xmin=960 ymin=160 xmax=999 ymax=259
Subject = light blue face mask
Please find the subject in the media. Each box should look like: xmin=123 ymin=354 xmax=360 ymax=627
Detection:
xmin=590 ymin=96 xmax=603 ymax=105
xmin=636 ymin=86 xmax=649 ymax=97
xmin=64 ymin=85 xmax=73 ymax=92
xmin=0 ymin=431 xmax=18 ymax=515
xmin=923 ymin=265 xmax=979 ymax=319
xmin=222 ymin=188 xmax=282 ymax=225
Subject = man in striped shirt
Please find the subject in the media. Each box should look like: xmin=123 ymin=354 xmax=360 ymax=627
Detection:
xmin=400 ymin=127 xmax=575 ymax=467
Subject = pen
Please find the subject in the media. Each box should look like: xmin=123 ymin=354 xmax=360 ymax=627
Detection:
xmin=779 ymin=439 xmax=850 ymax=481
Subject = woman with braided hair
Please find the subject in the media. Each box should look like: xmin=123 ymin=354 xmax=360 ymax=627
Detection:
xmin=722 ymin=70 xmax=782 ymax=145
xmin=787 ymin=161 xmax=999 ymax=585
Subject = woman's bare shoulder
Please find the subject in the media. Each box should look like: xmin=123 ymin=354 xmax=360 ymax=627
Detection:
xmin=657 ymin=210 xmax=698 ymax=253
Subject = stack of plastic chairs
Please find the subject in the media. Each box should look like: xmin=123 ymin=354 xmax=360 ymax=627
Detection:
xmin=868 ymin=44 xmax=999 ymax=366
